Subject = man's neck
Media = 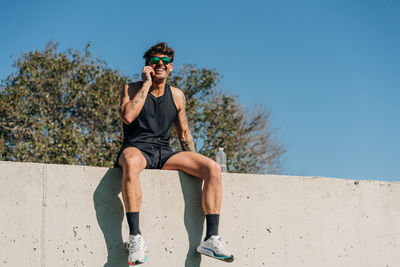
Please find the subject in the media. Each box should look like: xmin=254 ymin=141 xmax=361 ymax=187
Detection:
xmin=150 ymin=79 xmax=167 ymax=94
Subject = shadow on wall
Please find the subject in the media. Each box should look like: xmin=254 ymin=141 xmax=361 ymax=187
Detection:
xmin=93 ymin=168 xmax=205 ymax=267
xmin=93 ymin=168 xmax=126 ymax=267
xmin=178 ymin=171 xmax=204 ymax=267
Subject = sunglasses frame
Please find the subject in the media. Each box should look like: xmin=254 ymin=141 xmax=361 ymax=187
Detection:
xmin=149 ymin=56 xmax=173 ymax=65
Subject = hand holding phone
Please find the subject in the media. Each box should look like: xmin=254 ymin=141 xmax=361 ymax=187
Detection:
xmin=142 ymin=66 xmax=155 ymax=85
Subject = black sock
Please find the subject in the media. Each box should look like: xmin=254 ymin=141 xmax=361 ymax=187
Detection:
xmin=126 ymin=212 xmax=141 ymax=235
xmin=204 ymin=214 xmax=220 ymax=241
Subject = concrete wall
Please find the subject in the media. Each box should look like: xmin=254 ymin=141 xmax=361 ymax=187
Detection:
xmin=0 ymin=160 xmax=399 ymax=267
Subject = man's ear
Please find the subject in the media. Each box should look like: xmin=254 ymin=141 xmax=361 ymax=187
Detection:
xmin=170 ymin=63 xmax=174 ymax=71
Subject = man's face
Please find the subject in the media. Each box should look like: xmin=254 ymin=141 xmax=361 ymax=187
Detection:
xmin=148 ymin=53 xmax=173 ymax=81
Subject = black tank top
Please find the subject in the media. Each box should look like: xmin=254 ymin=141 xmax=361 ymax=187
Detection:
xmin=122 ymin=83 xmax=178 ymax=147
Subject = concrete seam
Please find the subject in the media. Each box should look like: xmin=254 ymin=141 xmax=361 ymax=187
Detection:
xmin=40 ymin=164 xmax=47 ymax=267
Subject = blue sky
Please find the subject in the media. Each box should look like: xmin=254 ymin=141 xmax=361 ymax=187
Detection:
xmin=1 ymin=0 xmax=399 ymax=181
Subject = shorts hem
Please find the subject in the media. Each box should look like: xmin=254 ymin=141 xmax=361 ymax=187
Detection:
xmin=114 ymin=143 xmax=150 ymax=168
xmin=114 ymin=143 xmax=179 ymax=169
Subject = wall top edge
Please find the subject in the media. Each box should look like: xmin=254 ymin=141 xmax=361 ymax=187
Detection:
xmin=0 ymin=160 xmax=398 ymax=184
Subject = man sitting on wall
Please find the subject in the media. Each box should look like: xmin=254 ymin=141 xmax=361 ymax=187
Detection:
xmin=116 ymin=42 xmax=234 ymax=265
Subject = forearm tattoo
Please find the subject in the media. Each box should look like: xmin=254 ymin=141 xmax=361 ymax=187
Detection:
xmin=181 ymin=138 xmax=196 ymax=152
xmin=178 ymin=94 xmax=196 ymax=152
xmin=131 ymin=89 xmax=146 ymax=111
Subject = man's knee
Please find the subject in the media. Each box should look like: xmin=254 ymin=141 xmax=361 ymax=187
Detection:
xmin=119 ymin=151 xmax=146 ymax=174
xmin=207 ymin=160 xmax=222 ymax=183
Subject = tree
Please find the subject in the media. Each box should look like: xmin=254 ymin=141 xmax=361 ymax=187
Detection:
xmin=168 ymin=65 xmax=285 ymax=173
xmin=0 ymin=42 xmax=126 ymax=166
xmin=0 ymin=42 xmax=285 ymax=173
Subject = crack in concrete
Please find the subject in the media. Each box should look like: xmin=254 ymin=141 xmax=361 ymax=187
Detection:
xmin=40 ymin=164 xmax=47 ymax=266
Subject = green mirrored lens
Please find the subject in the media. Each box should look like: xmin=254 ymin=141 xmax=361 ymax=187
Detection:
xmin=150 ymin=57 xmax=160 ymax=64
xmin=161 ymin=57 xmax=171 ymax=63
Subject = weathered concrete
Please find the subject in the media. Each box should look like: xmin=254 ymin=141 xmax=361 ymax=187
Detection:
xmin=0 ymin=161 xmax=399 ymax=267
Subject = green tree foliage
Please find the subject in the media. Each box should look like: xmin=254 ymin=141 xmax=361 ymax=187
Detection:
xmin=0 ymin=42 xmax=285 ymax=173
xmin=169 ymin=66 xmax=285 ymax=173
xmin=0 ymin=42 xmax=126 ymax=166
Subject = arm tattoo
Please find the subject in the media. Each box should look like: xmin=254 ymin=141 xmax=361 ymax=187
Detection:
xmin=180 ymin=95 xmax=189 ymax=129
xmin=131 ymin=99 xmax=139 ymax=110
xmin=181 ymin=138 xmax=196 ymax=152
xmin=179 ymin=94 xmax=196 ymax=152
xmin=131 ymin=88 xmax=146 ymax=111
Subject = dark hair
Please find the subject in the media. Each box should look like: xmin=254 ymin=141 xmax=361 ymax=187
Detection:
xmin=143 ymin=42 xmax=174 ymax=64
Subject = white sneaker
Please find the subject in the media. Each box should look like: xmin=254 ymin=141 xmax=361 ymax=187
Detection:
xmin=127 ymin=234 xmax=147 ymax=265
xmin=197 ymin=235 xmax=234 ymax=262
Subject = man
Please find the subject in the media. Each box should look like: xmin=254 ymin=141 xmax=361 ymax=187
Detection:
xmin=116 ymin=42 xmax=233 ymax=265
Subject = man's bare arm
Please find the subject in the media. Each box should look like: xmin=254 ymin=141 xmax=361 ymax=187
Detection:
xmin=118 ymin=82 xmax=151 ymax=124
xmin=173 ymin=91 xmax=196 ymax=152
xmin=118 ymin=66 xmax=154 ymax=124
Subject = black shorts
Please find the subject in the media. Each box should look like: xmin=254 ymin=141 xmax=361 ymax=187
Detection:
xmin=115 ymin=142 xmax=180 ymax=169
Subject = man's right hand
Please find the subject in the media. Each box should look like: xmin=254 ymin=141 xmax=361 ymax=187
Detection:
xmin=141 ymin=66 xmax=154 ymax=85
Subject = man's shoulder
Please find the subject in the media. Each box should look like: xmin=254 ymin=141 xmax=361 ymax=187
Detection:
xmin=170 ymin=86 xmax=184 ymax=97
xmin=170 ymin=86 xmax=185 ymax=110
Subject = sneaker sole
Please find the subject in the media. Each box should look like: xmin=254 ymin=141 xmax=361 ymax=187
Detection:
xmin=197 ymin=248 xmax=234 ymax=263
xmin=128 ymin=256 xmax=147 ymax=266
xmin=200 ymin=252 xmax=234 ymax=263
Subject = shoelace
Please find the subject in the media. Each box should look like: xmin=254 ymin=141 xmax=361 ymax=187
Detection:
xmin=216 ymin=236 xmax=227 ymax=250
xmin=129 ymin=236 xmax=144 ymax=252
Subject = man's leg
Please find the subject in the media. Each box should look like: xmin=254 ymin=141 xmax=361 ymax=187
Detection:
xmin=119 ymin=147 xmax=147 ymax=213
xmin=118 ymin=147 xmax=148 ymax=265
xmin=162 ymin=151 xmax=234 ymax=262
xmin=161 ymin=151 xmax=222 ymax=215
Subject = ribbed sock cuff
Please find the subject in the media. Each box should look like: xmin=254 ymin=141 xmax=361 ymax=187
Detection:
xmin=126 ymin=212 xmax=141 ymax=235
xmin=204 ymin=214 xmax=220 ymax=241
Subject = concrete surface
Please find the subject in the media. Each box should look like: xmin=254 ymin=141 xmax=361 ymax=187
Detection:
xmin=0 ymin=160 xmax=399 ymax=267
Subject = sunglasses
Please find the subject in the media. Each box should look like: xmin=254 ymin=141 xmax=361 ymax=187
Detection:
xmin=149 ymin=56 xmax=172 ymax=65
